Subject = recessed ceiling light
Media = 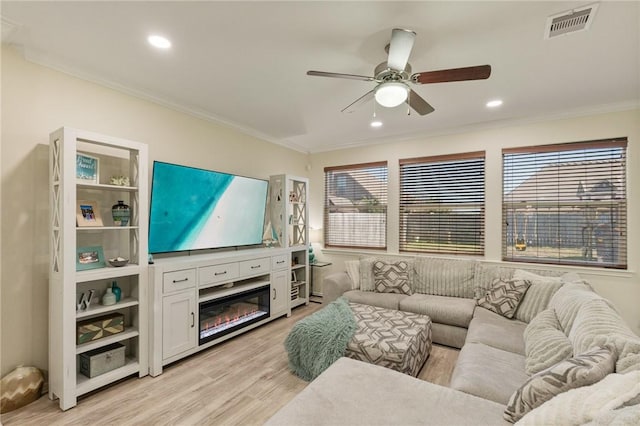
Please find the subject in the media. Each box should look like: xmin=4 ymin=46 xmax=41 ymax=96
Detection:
xmin=148 ymin=35 xmax=171 ymax=49
xmin=486 ymin=99 xmax=503 ymax=108
xmin=370 ymin=120 xmax=383 ymax=128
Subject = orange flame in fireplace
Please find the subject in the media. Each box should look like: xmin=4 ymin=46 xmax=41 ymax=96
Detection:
xmin=204 ymin=303 xmax=261 ymax=333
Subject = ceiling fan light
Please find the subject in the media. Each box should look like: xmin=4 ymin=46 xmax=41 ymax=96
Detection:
xmin=375 ymin=82 xmax=408 ymax=107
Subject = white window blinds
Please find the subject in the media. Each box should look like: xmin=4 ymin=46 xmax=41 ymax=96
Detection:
xmin=502 ymin=138 xmax=627 ymax=269
xmin=324 ymin=162 xmax=387 ymax=249
xmin=399 ymin=152 xmax=485 ymax=255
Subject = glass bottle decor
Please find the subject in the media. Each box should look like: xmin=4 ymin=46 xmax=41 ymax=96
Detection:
xmin=111 ymin=200 xmax=130 ymax=226
xmin=111 ymin=281 xmax=122 ymax=302
xmin=308 ymin=245 xmax=316 ymax=264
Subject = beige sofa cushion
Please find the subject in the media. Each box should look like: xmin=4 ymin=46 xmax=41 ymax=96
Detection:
xmin=265 ymin=357 xmax=510 ymax=426
xmin=343 ymin=290 xmax=408 ymax=310
xmin=503 ymin=346 xmax=617 ymax=423
xmin=467 ymin=307 xmax=527 ymax=355
xmin=432 ymin=323 xmax=468 ymax=349
xmin=568 ymin=299 xmax=640 ymax=374
xmin=523 ymin=308 xmax=573 ymax=375
xmin=512 ymin=270 xmax=564 ymax=323
xmin=399 ymin=294 xmax=476 ymax=328
xmin=473 ymin=263 xmax=516 ymax=299
xmin=450 ymin=342 xmax=529 ymax=405
xmin=413 ymin=257 xmax=476 ymax=298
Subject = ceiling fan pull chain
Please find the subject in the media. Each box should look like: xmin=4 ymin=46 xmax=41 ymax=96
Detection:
xmin=407 ymin=90 xmax=411 ymax=116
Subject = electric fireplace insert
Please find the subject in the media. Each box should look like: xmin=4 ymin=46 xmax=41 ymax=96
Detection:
xmin=199 ymin=285 xmax=270 ymax=345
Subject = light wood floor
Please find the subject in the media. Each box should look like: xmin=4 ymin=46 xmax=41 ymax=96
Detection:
xmin=2 ymin=303 xmax=459 ymax=425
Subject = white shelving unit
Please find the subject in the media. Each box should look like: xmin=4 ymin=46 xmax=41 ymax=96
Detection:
xmin=269 ymin=175 xmax=309 ymax=308
xmin=48 ymin=127 xmax=149 ymax=410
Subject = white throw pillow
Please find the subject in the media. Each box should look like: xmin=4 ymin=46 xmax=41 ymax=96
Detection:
xmin=344 ymin=260 xmax=360 ymax=290
xmin=512 ymin=269 xmax=564 ymax=323
xmin=523 ymin=308 xmax=573 ymax=375
xmin=515 ymin=371 xmax=640 ymax=425
xmin=359 ymin=257 xmax=377 ymax=291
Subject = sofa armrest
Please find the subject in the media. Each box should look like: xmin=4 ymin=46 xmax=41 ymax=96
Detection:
xmin=323 ymin=272 xmax=354 ymax=304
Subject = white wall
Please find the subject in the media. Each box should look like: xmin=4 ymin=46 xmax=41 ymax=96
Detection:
xmin=0 ymin=46 xmax=309 ymax=376
xmin=309 ymin=109 xmax=640 ymax=335
xmin=2 ymin=41 xmax=639 ymax=378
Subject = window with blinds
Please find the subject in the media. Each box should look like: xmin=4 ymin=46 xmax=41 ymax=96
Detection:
xmin=502 ymin=138 xmax=627 ymax=269
xmin=399 ymin=152 xmax=485 ymax=255
xmin=324 ymin=162 xmax=387 ymax=249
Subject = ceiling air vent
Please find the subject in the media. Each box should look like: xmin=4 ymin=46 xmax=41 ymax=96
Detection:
xmin=544 ymin=3 xmax=599 ymax=39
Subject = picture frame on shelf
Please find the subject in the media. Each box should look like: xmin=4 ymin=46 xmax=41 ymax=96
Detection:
xmin=291 ymin=271 xmax=297 ymax=283
xmin=76 ymin=153 xmax=99 ymax=183
xmin=76 ymin=246 xmax=106 ymax=271
xmin=76 ymin=200 xmax=103 ymax=227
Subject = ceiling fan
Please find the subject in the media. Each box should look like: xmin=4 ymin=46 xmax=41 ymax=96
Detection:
xmin=307 ymin=28 xmax=492 ymax=116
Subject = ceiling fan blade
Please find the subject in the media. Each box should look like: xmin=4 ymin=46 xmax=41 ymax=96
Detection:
xmin=407 ymin=90 xmax=435 ymax=115
xmin=307 ymin=70 xmax=375 ymax=82
xmin=341 ymin=90 xmax=375 ymax=113
xmin=412 ymin=65 xmax=492 ymax=84
xmin=387 ymin=28 xmax=416 ymax=71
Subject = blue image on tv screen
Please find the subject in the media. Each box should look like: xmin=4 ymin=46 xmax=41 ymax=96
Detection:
xmin=149 ymin=162 xmax=268 ymax=254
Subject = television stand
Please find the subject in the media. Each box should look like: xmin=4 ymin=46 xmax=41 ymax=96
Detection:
xmin=148 ymin=247 xmax=301 ymax=376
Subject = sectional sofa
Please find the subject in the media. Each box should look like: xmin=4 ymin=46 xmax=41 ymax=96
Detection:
xmin=267 ymin=256 xmax=640 ymax=425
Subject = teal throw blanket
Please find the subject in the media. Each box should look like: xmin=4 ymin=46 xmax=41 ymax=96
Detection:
xmin=284 ymin=297 xmax=356 ymax=381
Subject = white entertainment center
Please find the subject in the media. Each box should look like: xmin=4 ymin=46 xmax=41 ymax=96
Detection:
xmin=148 ymin=246 xmax=305 ymax=376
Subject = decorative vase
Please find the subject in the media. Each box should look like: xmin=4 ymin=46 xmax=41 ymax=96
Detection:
xmin=102 ymin=288 xmax=116 ymax=306
xmin=0 ymin=366 xmax=44 ymax=414
xmin=308 ymin=245 xmax=316 ymax=264
xmin=111 ymin=281 xmax=122 ymax=302
xmin=111 ymin=200 xmax=130 ymax=226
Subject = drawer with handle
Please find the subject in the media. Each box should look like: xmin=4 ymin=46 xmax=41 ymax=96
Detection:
xmin=271 ymin=254 xmax=289 ymax=270
xmin=239 ymin=257 xmax=270 ymax=276
xmin=199 ymin=262 xmax=239 ymax=286
xmin=163 ymin=268 xmax=196 ymax=293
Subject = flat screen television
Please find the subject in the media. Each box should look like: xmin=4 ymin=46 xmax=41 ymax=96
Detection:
xmin=148 ymin=161 xmax=268 ymax=254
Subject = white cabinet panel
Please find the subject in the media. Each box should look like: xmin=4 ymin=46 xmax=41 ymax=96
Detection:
xmin=162 ymin=292 xmax=197 ymax=359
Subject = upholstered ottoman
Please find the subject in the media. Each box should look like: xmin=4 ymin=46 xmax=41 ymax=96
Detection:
xmin=345 ymin=302 xmax=432 ymax=377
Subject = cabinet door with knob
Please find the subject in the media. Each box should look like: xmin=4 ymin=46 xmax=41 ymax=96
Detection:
xmin=270 ymin=269 xmax=290 ymax=318
xmin=162 ymin=292 xmax=197 ymax=359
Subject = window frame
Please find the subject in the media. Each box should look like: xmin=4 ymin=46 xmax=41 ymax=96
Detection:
xmin=323 ymin=161 xmax=388 ymax=250
xmin=502 ymin=138 xmax=628 ymax=269
xmin=399 ymin=151 xmax=486 ymax=256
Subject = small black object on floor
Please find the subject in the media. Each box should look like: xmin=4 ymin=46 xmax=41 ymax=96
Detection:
xmin=309 ymin=295 xmax=323 ymax=304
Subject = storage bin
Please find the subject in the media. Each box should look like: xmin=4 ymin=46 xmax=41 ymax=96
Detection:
xmin=79 ymin=343 xmax=125 ymax=378
xmin=76 ymin=313 xmax=124 ymax=344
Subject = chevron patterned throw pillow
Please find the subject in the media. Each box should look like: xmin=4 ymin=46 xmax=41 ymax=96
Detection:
xmin=372 ymin=260 xmax=412 ymax=295
xmin=503 ymin=345 xmax=617 ymax=423
xmin=477 ymin=278 xmax=531 ymax=319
